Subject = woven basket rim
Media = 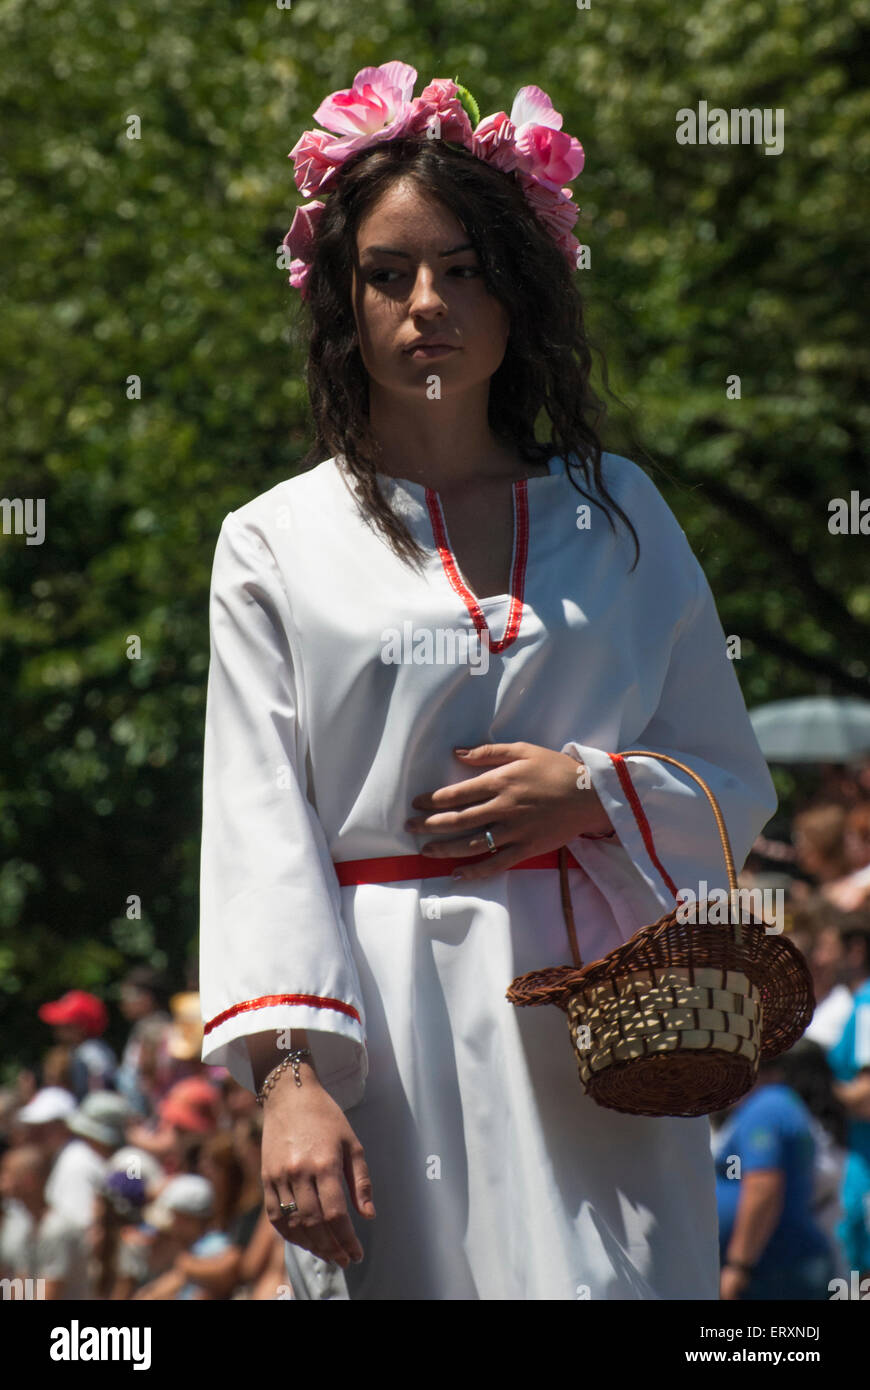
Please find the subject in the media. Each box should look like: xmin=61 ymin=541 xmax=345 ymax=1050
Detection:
xmin=509 ymin=910 xmax=814 ymax=1056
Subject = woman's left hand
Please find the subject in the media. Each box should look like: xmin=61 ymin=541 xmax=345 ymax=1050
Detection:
xmin=404 ymin=742 xmax=613 ymax=880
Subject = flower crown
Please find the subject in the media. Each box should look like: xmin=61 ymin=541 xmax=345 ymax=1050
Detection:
xmin=282 ymin=60 xmax=585 ymax=298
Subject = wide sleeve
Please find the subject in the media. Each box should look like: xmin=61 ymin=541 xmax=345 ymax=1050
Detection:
xmin=198 ymin=512 xmax=367 ymax=1107
xmin=561 ymin=478 xmax=778 ymax=944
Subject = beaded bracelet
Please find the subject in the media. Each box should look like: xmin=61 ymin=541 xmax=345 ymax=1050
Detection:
xmin=255 ymin=1048 xmax=312 ymax=1107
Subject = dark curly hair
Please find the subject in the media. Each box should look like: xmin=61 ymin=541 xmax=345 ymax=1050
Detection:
xmin=291 ymin=135 xmax=640 ymax=571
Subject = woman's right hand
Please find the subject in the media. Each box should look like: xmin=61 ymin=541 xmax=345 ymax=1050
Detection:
xmin=260 ymin=1065 xmax=375 ymax=1268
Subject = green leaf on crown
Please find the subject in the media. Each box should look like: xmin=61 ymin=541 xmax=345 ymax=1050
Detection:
xmin=452 ymin=79 xmax=480 ymax=130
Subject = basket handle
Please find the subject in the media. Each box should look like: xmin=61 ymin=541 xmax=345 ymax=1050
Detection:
xmin=559 ymin=748 xmax=744 ymax=967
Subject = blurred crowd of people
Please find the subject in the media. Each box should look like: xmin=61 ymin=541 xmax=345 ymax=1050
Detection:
xmin=1 ymin=758 xmax=869 ymax=1301
xmin=0 ymin=970 xmax=288 ymax=1299
xmin=712 ymin=757 xmax=870 ymax=1299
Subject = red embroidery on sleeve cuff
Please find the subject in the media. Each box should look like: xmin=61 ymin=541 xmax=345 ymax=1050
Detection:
xmin=608 ymin=753 xmax=679 ymax=900
xmin=203 ymin=993 xmax=362 ymax=1037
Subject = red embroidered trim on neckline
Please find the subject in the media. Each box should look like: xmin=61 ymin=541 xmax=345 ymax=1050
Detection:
xmin=608 ymin=753 xmax=679 ymax=899
xmin=203 ymin=992 xmax=361 ymax=1036
xmin=425 ymin=478 xmax=529 ymax=654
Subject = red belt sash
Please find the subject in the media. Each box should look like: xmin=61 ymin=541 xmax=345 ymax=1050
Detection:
xmin=333 ymin=848 xmax=565 ymax=885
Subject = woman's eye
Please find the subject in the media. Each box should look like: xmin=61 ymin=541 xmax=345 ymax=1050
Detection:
xmin=368 ymin=265 xmax=481 ymax=285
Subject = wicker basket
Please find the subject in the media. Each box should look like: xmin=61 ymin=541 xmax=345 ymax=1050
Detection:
xmin=506 ymin=750 xmax=814 ymax=1118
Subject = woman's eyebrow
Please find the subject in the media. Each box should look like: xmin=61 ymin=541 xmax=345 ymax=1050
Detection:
xmin=360 ymin=242 xmax=475 ymax=259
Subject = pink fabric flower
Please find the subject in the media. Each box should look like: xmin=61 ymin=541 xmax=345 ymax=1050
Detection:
xmin=470 ymin=112 xmax=519 ymax=174
xmin=406 ymin=79 xmax=474 ymax=146
xmin=515 ymin=125 xmax=585 ymax=192
xmin=289 ymin=129 xmax=341 ymax=199
xmin=307 ymin=61 xmax=420 ymax=164
xmin=556 ymin=232 xmax=584 ymax=268
xmin=282 ymin=200 xmax=326 ymax=297
xmin=516 ymin=174 xmax=580 ymax=238
xmin=509 ymin=85 xmax=585 ymax=191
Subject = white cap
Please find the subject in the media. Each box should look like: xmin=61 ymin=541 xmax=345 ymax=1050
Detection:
xmin=148 ymin=1174 xmax=215 ymax=1221
xmin=16 ymin=1087 xmax=77 ymax=1125
xmin=66 ymin=1091 xmax=134 ymax=1148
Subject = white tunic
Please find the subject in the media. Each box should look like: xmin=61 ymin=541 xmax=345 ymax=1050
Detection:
xmin=198 ymin=450 xmax=777 ymax=1300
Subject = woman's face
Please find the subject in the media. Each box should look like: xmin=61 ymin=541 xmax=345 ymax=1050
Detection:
xmin=350 ymin=178 xmax=511 ymax=402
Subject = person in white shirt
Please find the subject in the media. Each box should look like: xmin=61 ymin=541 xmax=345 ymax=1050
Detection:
xmin=791 ymin=898 xmax=856 ymax=1049
xmin=0 ymin=1144 xmax=91 ymax=1299
xmin=41 ymin=1092 xmax=135 ymax=1231
xmin=823 ymin=802 xmax=870 ymax=913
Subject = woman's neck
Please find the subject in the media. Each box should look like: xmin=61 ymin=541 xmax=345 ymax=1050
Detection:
xmin=367 ymin=387 xmax=532 ymax=487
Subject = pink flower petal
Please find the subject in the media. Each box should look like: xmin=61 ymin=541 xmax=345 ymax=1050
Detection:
xmin=515 ymin=126 xmax=584 ymax=190
xmin=289 ymin=129 xmax=339 ymax=197
xmin=288 ymin=258 xmax=312 ymax=296
xmin=510 ymin=85 xmax=562 ymax=131
xmin=470 ymin=112 xmax=519 ymax=173
xmin=282 ymin=200 xmax=326 ymax=262
xmin=354 ymin=61 xmax=417 ymax=103
xmin=313 ymin=85 xmax=386 ymax=137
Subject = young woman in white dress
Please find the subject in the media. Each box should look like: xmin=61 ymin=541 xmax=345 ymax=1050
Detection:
xmin=199 ymin=73 xmax=778 ymax=1299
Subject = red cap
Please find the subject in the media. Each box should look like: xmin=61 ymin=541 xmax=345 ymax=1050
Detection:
xmin=38 ymin=990 xmax=109 ymax=1037
xmin=158 ymin=1077 xmax=220 ymax=1134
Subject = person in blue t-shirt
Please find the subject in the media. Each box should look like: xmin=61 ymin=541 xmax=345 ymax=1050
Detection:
xmin=826 ymin=915 xmax=870 ymax=1277
xmin=133 ymin=1175 xmax=233 ymax=1300
xmin=712 ymin=1054 xmax=836 ymax=1300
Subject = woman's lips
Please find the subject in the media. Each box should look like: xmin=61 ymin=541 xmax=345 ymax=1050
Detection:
xmin=405 ymin=345 xmax=458 ymax=359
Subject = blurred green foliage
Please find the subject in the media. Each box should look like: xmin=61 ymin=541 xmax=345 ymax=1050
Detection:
xmin=1 ymin=0 xmax=867 ymax=1078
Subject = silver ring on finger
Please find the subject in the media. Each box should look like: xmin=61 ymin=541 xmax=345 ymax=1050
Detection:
xmin=483 ymin=826 xmax=497 ymax=854
xmin=279 ymin=1200 xmax=298 ymax=1216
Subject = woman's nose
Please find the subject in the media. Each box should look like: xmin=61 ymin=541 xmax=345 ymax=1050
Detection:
xmin=408 ymin=268 xmax=447 ymax=314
